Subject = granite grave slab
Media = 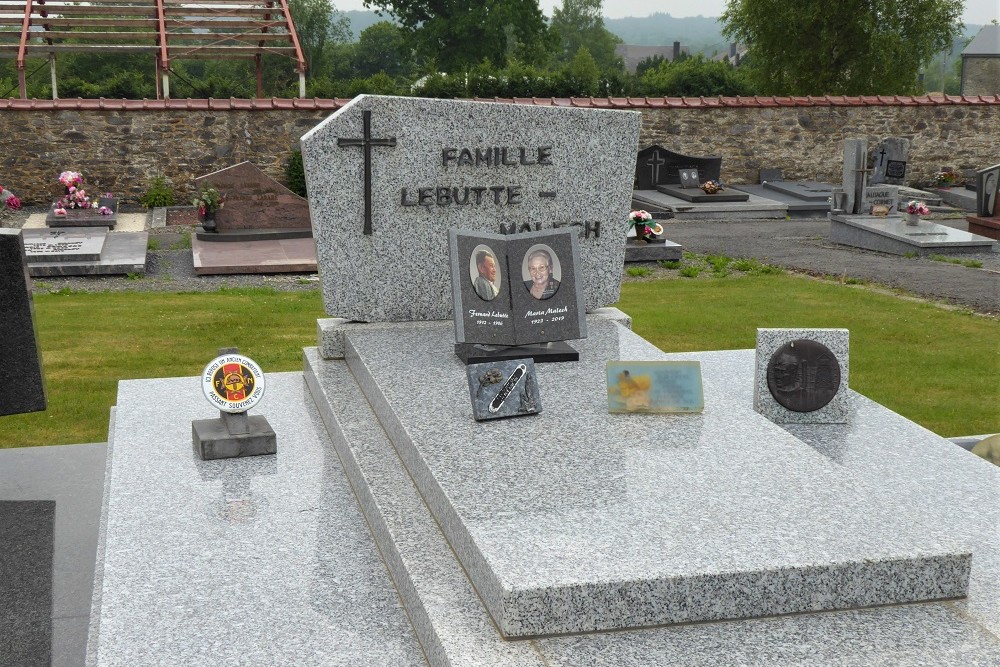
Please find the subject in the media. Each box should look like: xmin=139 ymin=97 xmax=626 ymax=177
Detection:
xmin=45 ymin=206 xmax=117 ymax=228
xmin=304 ymin=343 xmax=1000 ymax=666
xmin=0 ymin=444 xmax=106 ymax=667
xmin=195 ymin=161 xmax=311 ymax=232
xmin=0 ymin=228 xmax=46 ymax=415
xmin=654 ymin=183 xmax=750 ymax=203
xmin=737 ymin=183 xmax=832 ymax=217
xmin=762 ymin=179 xmax=834 ymax=202
xmin=333 ymin=317 xmax=970 ymax=638
xmin=86 ymin=373 xmax=425 ymax=666
xmin=830 ymin=215 xmax=998 ymax=255
xmin=191 ymin=236 xmax=317 ymax=275
xmin=632 ymin=189 xmax=786 ymax=220
xmin=302 ymin=95 xmax=639 ymax=322
xmin=22 ymin=228 xmax=107 ymax=263
xmin=25 ymin=232 xmax=148 ymax=277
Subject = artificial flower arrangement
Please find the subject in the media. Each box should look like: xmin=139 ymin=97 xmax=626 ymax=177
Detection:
xmin=932 ymin=169 xmax=960 ymax=187
xmin=0 ymin=184 xmax=21 ymax=210
xmin=700 ymin=180 xmax=724 ymax=194
xmin=59 ymin=171 xmax=83 ymax=189
xmin=192 ymin=186 xmax=224 ymax=217
xmin=628 ymin=209 xmax=663 ymax=242
xmin=55 ymin=170 xmax=94 ymax=210
xmin=906 ymin=200 xmax=930 ymax=216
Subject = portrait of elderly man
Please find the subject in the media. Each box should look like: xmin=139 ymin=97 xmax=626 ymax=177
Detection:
xmin=522 ymin=247 xmax=561 ymax=300
xmin=472 ymin=248 xmax=500 ymax=301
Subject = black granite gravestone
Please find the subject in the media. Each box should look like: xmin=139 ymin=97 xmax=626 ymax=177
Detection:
xmin=0 ymin=229 xmax=47 ymax=416
xmin=634 ymin=145 xmax=722 ymax=190
xmin=0 ymin=500 xmax=54 ymax=667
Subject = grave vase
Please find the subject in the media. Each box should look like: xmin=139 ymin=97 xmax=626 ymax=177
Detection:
xmin=201 ymin=209 xmax=218 ymax=233
xmin=905 ymin=212 xmax=920 ymax=226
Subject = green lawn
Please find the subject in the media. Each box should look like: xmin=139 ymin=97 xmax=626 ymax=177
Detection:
xmin=1 ymin=276 xmax=997 ymax=447
xmin=618 ymin=274 xmax=999 ymax=437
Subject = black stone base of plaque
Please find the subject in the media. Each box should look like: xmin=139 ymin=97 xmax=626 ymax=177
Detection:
xmin=455 ymin=341 xmax=579 ymax=365
xmin=625 ymin=239 xmax=683 ymax=262
xmin=192 ymin=412 xmax=277 ymax=460
xmin=45 ymin=206 xmax=117 ymax=228
xmin=656 ymin=184 xmax=750 ymax=203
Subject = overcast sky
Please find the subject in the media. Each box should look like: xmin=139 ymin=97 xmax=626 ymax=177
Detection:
xmin=339 ymin=1 xmax=999 ymax=26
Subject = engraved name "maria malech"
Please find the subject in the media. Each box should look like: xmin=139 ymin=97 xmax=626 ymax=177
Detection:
xmin=400 ymin=145 xmax=553 ymax=207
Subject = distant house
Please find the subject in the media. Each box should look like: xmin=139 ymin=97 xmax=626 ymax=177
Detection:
xmin=711 ymin=43 xmax=749 ymax=66
xmin=961 ymin=25 xmax=1000 ymax=95
xmin=615 ymin=42 xmax=689 ymax=74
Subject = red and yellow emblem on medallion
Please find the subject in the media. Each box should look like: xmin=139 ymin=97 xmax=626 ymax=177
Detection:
xmin=201 ymin=354 xmax=266 ymax=413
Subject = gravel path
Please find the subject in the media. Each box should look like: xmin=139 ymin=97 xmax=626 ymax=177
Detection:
xmin=659 ymin=218 xmax=1000 ymax=316
xmin=4 ymin=208 xmax=998 ymax=315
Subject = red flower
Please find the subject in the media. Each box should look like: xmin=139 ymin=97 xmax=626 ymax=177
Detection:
xmin=5 ymin=195 xmax=21 ymax=210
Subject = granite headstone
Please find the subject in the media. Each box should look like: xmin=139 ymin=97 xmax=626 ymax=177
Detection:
xmin=975 ymin=164 xmax=1000 ymax=218
xmin=841 ymin=138 xmax=869 ymax=215
xmin=0 ymin=229 xmax=47 ymax=416
xmin=860 ymin=185 xmax=901 ymax=216
xmin=870 ymin=138 xmax=909 ymax=186
xmin=633 ymin=145 xmax=722 ymax=190
xmin=301 ymin=95 xmax=640 ymax=322
xmin=195 ymin=162 xmax=311 ymax=232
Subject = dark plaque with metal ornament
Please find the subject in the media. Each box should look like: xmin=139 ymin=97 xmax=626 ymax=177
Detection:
xmin=766 ymin=339 xmax=842 ymax=413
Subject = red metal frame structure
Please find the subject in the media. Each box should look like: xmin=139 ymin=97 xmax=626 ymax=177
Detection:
xmin=0 ymin=0 xmax=308 ymax=99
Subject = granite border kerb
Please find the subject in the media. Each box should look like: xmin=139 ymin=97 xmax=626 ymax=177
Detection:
xmin=342 ymin=332 xmax=511 ymax=635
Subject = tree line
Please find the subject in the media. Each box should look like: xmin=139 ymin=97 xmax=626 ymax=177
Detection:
xmin=0 ymin=0 xmax=966 ymax=100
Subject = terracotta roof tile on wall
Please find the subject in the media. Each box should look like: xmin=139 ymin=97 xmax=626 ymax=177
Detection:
xmin=0 ymin=95 xmax=998 ymax=111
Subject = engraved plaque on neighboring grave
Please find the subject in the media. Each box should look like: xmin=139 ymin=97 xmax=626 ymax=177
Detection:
xmin=753 ymin=328 xmax=849 ymax=424
xmin=195 ymin=162 xmax=310 ymax=232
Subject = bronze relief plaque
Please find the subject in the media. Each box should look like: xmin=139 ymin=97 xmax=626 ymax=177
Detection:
xmin=766 ymin=339 xmax=841 ymax=413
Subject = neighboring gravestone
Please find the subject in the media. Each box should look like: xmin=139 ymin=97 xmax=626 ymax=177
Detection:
xmin=195 ymin=162 xmax=310 ymax=232
xmin=870 ymin=138 xmax=910 ymax=185
xmin=301 ymin=95 xmax=640 ymax=322
xmin=966 ymin=163 xmax=1000 ymax=240
xmin=633 ymin=145 xmax=722 ymax=189
xmin=860 ymin=185 xmax=901 ymax=216
xmin=754 ymin=328 xmax=849 ymax=424
xmin=841 ymin=138 xmax=870 ymax=215
xmin=0 ymin=229 xmax=46 ymax=416
xmin=975 ymin=164 xmax=1000 ymax=218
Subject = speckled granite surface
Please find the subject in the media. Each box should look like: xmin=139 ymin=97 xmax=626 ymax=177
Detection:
xmin=304 ymin=339 xmax=1000 ymax=666
xmin=338 ymin=317 xmax=973 ymax=638
xmin=830 ymin=215 xmax=997 ymax=255
xmin=300 ymin=95 xmax=640 ymax=322
xmin=88 ymin=373 xmax=425 ymax=667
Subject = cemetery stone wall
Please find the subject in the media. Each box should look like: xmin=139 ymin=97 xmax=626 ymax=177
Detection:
xmin=0 ymin=97 xmax=998 ymax=204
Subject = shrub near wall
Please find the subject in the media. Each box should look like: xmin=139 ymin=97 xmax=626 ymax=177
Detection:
xmin=1 ymin=96 xmax=998 ymax=204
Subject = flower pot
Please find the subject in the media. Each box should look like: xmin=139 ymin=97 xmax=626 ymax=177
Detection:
xmin=905 ymin=212 xmax=920 ymax=226
xmin=201 ymin=209 xmax=218 ymax=233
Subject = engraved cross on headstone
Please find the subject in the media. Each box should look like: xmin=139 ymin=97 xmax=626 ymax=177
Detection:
xmin=647 ymin=150 xmax=665 ymax=185
xmin=337 ymin=109 xmax=397 ymax=235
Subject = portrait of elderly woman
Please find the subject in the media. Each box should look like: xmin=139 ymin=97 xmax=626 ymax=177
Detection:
xmin=521 ymin=246 xmax=561 ymax=300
